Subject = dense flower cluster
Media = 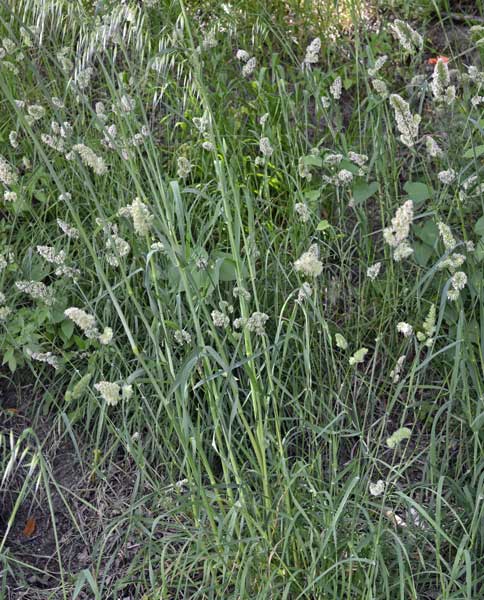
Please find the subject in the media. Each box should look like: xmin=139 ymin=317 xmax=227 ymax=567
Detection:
xmin=383 ymin=200 xmax=414 ymax=261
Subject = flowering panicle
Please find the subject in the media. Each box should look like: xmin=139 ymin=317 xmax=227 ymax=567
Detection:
xmin=118 ymin=94 xmax=135 ymax=114
xmin=389 ymin=94 xmax=421 ymax=147
xmin=64 ymin=307 xmax=99 ymax=338
xmin=348 ymin=152 xmax=368 ymax=167
xmin=0 ymin=154 xmax=18 ymax=186
xmin=417 ymin=304 xmax=436 ymax=346
xmin=37 ymin=245 xmax=66 ymax=266
xmin=337 ymin=169 xmax=353 ymax=185
xmin=425 ymin=136 xmax=443 ymax=158
xmin=72 ymin=144 xmax=107 ymax=175
xmin=0 ymin=306 xmax=11 ymax=320
xmin=349 ymin=347 xmax=368 ymax=366
xmin=302 ymin=37 xmax=321 ymax=70
xmin=211 ymin=310 xmax=230 ymax=328
xmin=26 ymin=104 xmax=45 ymax=122
xmin=202 ymin=28 xmax=218 ymax=50
xmin=324 ymin=153 xmax=343 ymax=166
xmin=36 ymin=245 xmax=79 ymax=279
xmin=193 ymin=115 xmax=209 ymax=135
xmin=177 ymin=156 xmax=192 ymax=178
xmin=296 ymin=282 xmax=312 ymax=304
xmin=367 ymin=262 xmax=382 ymax=280
xmin=438 ymin=169 xmax=456 ymax=185
xmin=298 ymin=157 xmax=312 ymax=180
xmin=102 ymin=124 xmax=117 ymax=150
xmin=57 ymin=219 xmax=79 ymax=239
xmin=242 ymin=57 xmax=256 ymax=78
xmin=390 ymin=355 xmax=406 ymax=383
xmin=431 ymin=58 xmax=456 ymax=105
xmin=119 ymin=197 xmax=153 ymax=236
xmin=236 ymin=49 xmax=250 ymax=62
xmin=259 ymin=137 xmax=273 ymax=158
xmin=16 ymin=280 xmax=55 ymax=305
xmin=437 ymin=222 xmax=456 ymax=250
xmin=9 ymin=131 xmax=18 ymax=149
xmin=383 ymin=200 xmax=414 ymax=262
xmin=369 ymin=480 xmax=385 ymax=496
xmin=0 ymin=293 xmax=11 ymax=321
xmin=174 ymin=329 xmax=192 ymax=346
xmin=389 ymin=20 xmax=423 ymax=54
xmin=397 ymin=322 xmax=413 ymax=337
xmin=233 ymin=286 xmax=251 ymax=301
xmin=368 ymin=55 xmax=388 ymax=78
xmin=294 ymin=244 xmax=323 ymax=277
xmin=245 ymin=312 xmax=269 ymax=336
xmin=330 ymin=77 xmax=342 ymax=100
xmin=371 ymin=79 xmax=388 ymax=98
xmin=105 ymin=231 xmax=130 ymax=266
xmin=4 ymin=190 xmax=17 ymax=202
xmin=294 ymin=203 xmax=310 ymax=223
xmin=447 ymin=271 xmax=467 ymax=301
xmin=335 ymin=333 xmax=348 ymax=350
xmin=41 ymin=133 xmax=66 ymax=152
xmin=25 ymin=349 xmax=60 ymax=369
xmin=99 ymin=327 xmax=113 ymax=345
xmin=94 ymin=381 xmax=121 ymax=406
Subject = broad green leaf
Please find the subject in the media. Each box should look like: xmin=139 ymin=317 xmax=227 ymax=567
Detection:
xmin=415 ymin=220 xmax=438 ymax=246
xmin=474 ymin=237 xmax=484 ymax=262
xmin=413 ymin=242 xmax=433 ymax=267
xmin=61 ymin=319 xmax=74 ymax=340
xmin=474 ymin=215 xmax=484 ymax=237
xmin=352 ymin=181 xmax=379 ymax=203
xmin=463 ymin=144 xmax=484 ymax=159
xmin=214 ymin=255 xmax=248 ymax=282
xmin=404 ymin=181 xmax=432 ymax=203
xmin=304 ymin=189 xmax=321 ymax=202
xmin=301 ymin=155 xmax=322 ymax=167
xmin=317 ymin=220 xmax=331 ymax=231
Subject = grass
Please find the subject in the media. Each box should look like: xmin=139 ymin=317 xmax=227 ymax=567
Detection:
xmin=0 ymin=0 xmax=484 ymax=598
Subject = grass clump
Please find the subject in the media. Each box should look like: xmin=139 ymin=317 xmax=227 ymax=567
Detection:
xmin=0 ymin=0 xmax=484 ymax=598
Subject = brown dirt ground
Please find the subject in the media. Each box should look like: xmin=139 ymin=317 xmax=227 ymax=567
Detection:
xmin=0 ymin=372 xmax=140 ymax=599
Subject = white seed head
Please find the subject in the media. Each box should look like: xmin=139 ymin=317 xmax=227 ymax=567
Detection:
xmin=397 ymin=322 xmax=413 ymax=337
xmin=330 ymin=76 xmax=342 ymax=100
xmin=371 ymin=79 xmax=388 ymax=98
xmin=16 ymin=280 xmax=54 ymax=305
xmin=294 ymin=244 xmax=323 ymax=277
xmin=367 ymin=262 xmax=382 ymax=280
xmin=242 ymin=57 xmax=256 ymax=77
xmin=64 ymin=307 xmax=99 ymax=338
xmin=437 ymin=222 xmax=456 ymax=250
xmin=369 ymin=480 xmax=385 ymax=496
xmin=211 ymin=310 xmax=229 ymax=328
xmin=389 ymin=20 xmax=423 ymax=53
xmin=72 ymin=144 xmax=107 ymax=175
xmin=294 ymin=202 xmax=310 ymax=223
xmin=389 ymin=94 xmax=420 ymax=147
xmin=438 ymin=169 xmax=456 ymax=185
xmin=259 ymin=137 xmax=273 ymax=157
xmin=302 ymin=37 xmax=321 ymax=69
xmin=177 ymin=156 xmax=192 ymax=178
xmin=99 ymin=327 xmax=113 ymax=345
xmin=245 ymin=312 xmax=269 ymax=336
xmin=236 ymin=49 xmax=250 ymax=62
xmin=0 ymin=154 xmax=18 ymax=186
xmin=94 ymin=381 xmax=121 ymax=406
